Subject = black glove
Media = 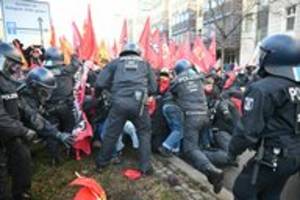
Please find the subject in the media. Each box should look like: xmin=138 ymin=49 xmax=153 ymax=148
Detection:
xmin=24 ymin=129 xmax=37 ymax=142
xmin=56 ymin=132 xmax=75 ymax=148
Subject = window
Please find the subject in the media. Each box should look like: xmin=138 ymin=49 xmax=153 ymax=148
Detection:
xmin=286 ymin=5 xmax=296 ymax=31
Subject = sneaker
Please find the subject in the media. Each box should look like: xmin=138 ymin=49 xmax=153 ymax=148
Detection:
xmin=158 ymin=146 xmax=173 ymax=157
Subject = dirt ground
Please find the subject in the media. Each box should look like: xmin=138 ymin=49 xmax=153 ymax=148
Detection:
xmin=31 ymin=147 xmax=185 ymax=200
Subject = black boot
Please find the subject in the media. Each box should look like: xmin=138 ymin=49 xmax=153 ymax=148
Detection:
xmin=205 ymin=165 xmax=224 ymax=194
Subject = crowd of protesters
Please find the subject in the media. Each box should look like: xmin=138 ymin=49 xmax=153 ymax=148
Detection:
xmin=1 ymin=33 xmax=299 ymax=200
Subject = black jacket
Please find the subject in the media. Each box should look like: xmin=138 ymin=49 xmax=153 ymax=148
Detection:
xmin=229 ymin=76 xmax=300 ymax=157
xmin=0 ymin=72 xmax=28 ymax=141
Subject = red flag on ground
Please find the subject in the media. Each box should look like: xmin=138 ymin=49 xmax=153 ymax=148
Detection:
xmin=138 ymin=17 xmax=151 ymax=58
xmin=80 ymin=5 xmax=97 ymax=60
xmin=119 ymin=19 xmax=128 ymax=50
xmin=192 ymin=36 xmax=211 ymax=73
xmin=209 ymin=32 xmax=217 ymax=67
xmin=70 ymin=175 xmax=107 ymax=200
xmin=49 ymin=21 xmax=57 ymax=47
xmin=72 ymin=21 xmax=82 ymax=53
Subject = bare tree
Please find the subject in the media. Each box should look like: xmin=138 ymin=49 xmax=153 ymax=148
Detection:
xmin=203 ymin=0 xmax=286 ymax=67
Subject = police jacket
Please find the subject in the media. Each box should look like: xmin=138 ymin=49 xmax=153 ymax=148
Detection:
xmin=45 ymin=63 xmax=78 ymax=103
xmin=229 ymin=76 xmax=300 ymax=157
xmin=170 ymin=69 xmax=208 ymax=113
xmin=0 ymin=72 xmax=29 ymax=141
xmin=96 ymin=55 xmax=157 ymax=102
xmin=17 ymin=86 xmax=59 ymax=138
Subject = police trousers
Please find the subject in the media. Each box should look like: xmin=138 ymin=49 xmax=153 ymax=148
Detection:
xmin=182 ymin=114 xmax=215 ymax=173
xmin=96 ymin=99 xmax=152 ymax=172
xmin=0 ymin=139 xmax=31 ymax=200
xmin=233 ymin=156 xmax=300 ymax=200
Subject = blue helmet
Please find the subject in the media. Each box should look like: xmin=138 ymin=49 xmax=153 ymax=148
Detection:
xmin=174 ymin=59 xmax=192 ymax=75
xmin=26 ymin=67 xmax=56 ymax=89
xmin=259 ymin=34 xmax=300 ymax=82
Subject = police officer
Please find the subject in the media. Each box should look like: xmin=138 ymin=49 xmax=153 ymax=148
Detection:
xmin=95 ymin=42 xmax=157 ymax=174
xmin=0 ymin=42 xmax=36 ymax=200
xmin=228 ymin=34 xmax=300 ymax=199
xmin=170 ymin=59 xmax=224 ymax=193
xmin=18 ymin=67 xmax=75 ymax=165
xmin=43 ymin=47 xmax=79 ymax=163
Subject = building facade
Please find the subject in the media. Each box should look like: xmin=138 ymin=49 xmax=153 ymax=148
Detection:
xmin=240 ymin=0 xmax=300 ymax=65
xmin=169 ymin=0 xmax=203 ymax=43
xmin=202 ymin=0 xmax=243 ymax=64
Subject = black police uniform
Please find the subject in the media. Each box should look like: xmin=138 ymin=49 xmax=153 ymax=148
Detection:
xmin=0 ymin=72 xmax=32 ymax=200
xmin=171 ymin=67 xmax=224 ymax=186
xmin=229 ymin=77 xmax=300 ymax=199
xmin=95 ymin=54 xmax=157 ymax=173
xmin=229 ymin=34 xmax=300 ymax=200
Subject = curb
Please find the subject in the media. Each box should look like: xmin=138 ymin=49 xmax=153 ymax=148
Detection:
xmin=165 ymin=156 xmax=234 ymax=200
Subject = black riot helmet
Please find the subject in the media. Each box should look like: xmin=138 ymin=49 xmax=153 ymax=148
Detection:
xmin=119 ymin=42 xmax=141 ymax=57
xmin=258 ymin=34 xmax=300 ymax=82
xmin=174 ymin=59 xmax=192 ymax=75
xmin=26 ymin=67 xmax=57 ymax=104
xmin=0 ymin=42 xmax=23 ymax=65
xmin=44 ymin=47 xmax=64 ymax=67
xmin=0 ymin=42 xmax=24 ymax=81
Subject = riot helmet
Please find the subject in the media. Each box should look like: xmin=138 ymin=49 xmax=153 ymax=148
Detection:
xmin=119 ymin=42 xmax=141 ymax=57
xmin=174 ymin=59 xmax=192 ymax=75
xmin=0 ymin=42 xmax=24 ymax=81
xmin=44 ymin=47 xmax=64 ymax=67
xmin=258 ymin=34 xmax=300 ymax=82
xmin=26 ymin=67 xmax=56 ymax=104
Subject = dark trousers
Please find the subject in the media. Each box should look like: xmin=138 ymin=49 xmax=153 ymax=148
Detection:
xmin=0 ymin=139 xmax=31 ymax=200
xmin=182 ymin=114 xmax=214 ymax=173
xmin=96 ymin=100 xmax=152 ymax=172
xmin=45 ymin=102 xmax=75 ymax=160
xmin=233 ymin=156 xmax=300 ymax=200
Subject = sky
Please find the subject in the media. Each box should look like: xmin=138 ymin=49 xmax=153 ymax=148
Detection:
xmin=44 ymin=0 xmax=138 ymax=44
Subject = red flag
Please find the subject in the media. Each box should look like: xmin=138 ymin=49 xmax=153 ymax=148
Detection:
xmin=209 ymin=32 xmax=217 ymax=67
xmin=70 ymin=175 xmax=107 ymax=200
xmin=176 ymin=40 xmax=192 ymax=61
xmin=147 ymin=29 xmax=161 ymax=69
xmin=138 ymin=17 xmax=151 ymax=58
xmin=111 ymin=39 xmax=118 ymax=58
xmin=168 ymin=40 xmax=177 ymax=68
xmin=119 ymin=19 xmax=128 ymax=50
xmin=161 ymin=34 xmax=171 ymax=68
xmin=73 ymin=62 xmax=94 ymax=160
xmin=80 ymin=5 xmax=97 ymax=60
xmin=192 ymin=36 xmax=210 ymax=73
xmin=72 ymin=21 xmax=82 ymax=53
xmin=49 ymin=21 xmax=57 ymax=47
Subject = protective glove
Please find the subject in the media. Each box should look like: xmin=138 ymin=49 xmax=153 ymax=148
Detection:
xmin=24 ymin=129 xmax=37 ymax=142
xmin=56 ymin=132 xmax=75 ymax=148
